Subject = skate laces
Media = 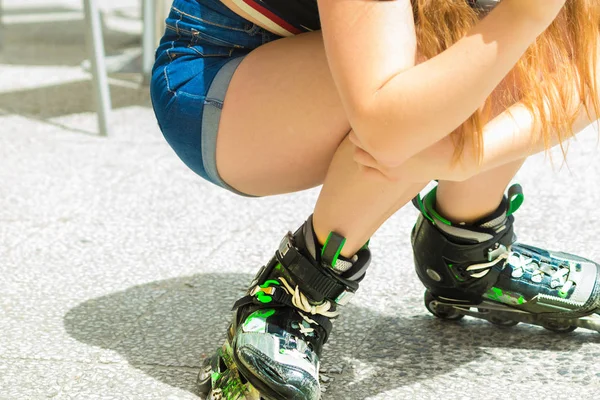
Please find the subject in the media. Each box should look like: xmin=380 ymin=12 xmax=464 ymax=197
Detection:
xmin=466 ymin=252 xmax=509 ymax=278
xmin=249 ymin=277 xmax=339 ymax=335
xmin=508 ymin=252 xmax=574 ymax=293
xmin=465 ymin=248 xmax=575 ymax=295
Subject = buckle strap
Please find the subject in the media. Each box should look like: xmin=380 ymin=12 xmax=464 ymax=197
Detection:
xmin=232 ymin=295 xmax=255 ymax=311
xmin=231 ymin=288 xmax=296 ymax=311
xmin=321 ymin=232 xmax=346 ymax=268
xmin=437 ymin=227 xmax=514 ymax=265
xmin=278 ymin=233 xmax=358 ymax=304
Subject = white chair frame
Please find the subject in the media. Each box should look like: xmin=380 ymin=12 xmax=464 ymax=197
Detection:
xmin=0 ymin=0 xmax=169 ymax=136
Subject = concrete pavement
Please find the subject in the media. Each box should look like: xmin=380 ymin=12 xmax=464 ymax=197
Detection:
xmin=1 ymin=1 xmax=600 ymax=399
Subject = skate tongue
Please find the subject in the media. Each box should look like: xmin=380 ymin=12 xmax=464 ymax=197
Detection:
xmin=321 ymin=231 xmax=357 ymax=273
xmin=302 ymin=216 xmax=357 ymax=274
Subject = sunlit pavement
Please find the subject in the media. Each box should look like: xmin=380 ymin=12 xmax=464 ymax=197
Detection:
xmin=1 ymin=1 xmax=600 ymax=399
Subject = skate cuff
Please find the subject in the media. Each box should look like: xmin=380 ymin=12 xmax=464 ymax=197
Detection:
xmin=277 ymin=233 xmax=358 ymax=305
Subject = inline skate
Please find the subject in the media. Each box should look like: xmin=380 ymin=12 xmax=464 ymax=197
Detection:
xmin=412 ymin=184 xmax=600 ymax=333
xmin=198 ymin=216 xmax=371 ymax=399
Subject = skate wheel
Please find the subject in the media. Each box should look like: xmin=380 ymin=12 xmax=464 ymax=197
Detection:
xmin=542 ymin=320 xmax=577 ymax=333
xmin=489 ymin=317 xmax=519 ymax=327
xmin=424 ymin=291 xmax=464 ymax=321
xmin=197 ymin=356 xmax=215 ymax=394
xmin=478 ymin=308 xmax=518 ymax=327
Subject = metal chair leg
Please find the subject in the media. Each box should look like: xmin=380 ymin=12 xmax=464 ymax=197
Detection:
xmin=142 ymin=0 xmax=155 ymax=85
xmin=155 ymin=0 xmax=170 ymax=45
xmin=0 ymin=0 xmax=4 ymax=50
xmin=83 ymin=0 xmax=111 ymax=136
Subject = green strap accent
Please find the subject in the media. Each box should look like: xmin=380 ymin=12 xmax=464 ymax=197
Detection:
xmin=255 ymin=280 xmax=280 ymax=303
xmin=423 ymin=187 xmax=452 ymax=226
xmin=507 ymin=183 xmax=524 ymax=216
xmin=321 ymin=232 xmax=346 ymax=268
xmin=486 ymin=286 xmax=504 ymax=302
xmin=415 ymin=193 xmax=435 ymax=223
xmin=244 ymin=309 xmax=275 ymax=326
xmin=256 ymin=291 xmax=273 ymax=303
xmin=447 ymin=263 xmax=465 ymax=282
xmin=322 ymin=232 xmax=332 ymax=254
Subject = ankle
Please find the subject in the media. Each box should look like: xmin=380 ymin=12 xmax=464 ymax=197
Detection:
xmin=421 ymin=187 xmax=512 ymax=244
xmin=311 ymin=215 xmax=366 ymax=258
xmin=435 ymin=191 xmax=504 ymax=225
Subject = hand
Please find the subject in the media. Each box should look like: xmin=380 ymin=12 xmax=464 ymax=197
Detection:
xmin=349 ymin=132 xmax=474 ymax=183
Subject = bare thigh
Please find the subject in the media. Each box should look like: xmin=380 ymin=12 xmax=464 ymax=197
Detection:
xmin=216 ymin=31 xmax=350 ymax=197
xmin=216 ymin=29 xmax=526 ymax=198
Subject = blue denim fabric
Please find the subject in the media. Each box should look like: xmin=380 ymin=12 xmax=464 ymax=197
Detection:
xmin=150 ymin=0 xmax=280 ymax=192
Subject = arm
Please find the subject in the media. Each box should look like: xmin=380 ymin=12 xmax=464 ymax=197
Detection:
xmin=318 ymin=0 xmax=567 ymax=167
xmin=469 ymin=101 xmax=598 ymax=178
xmin=351 ymin=85 xmax=599 ymax=183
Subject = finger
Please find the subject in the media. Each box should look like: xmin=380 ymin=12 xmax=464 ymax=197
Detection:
xmin=353 ymin=146 xmax=379 ymax=169
xmin=358 ymin=164 xmax=390 ymax=183
xmin=355 ymin=148 xmax=407 ymax=183
xmin=348 ymin=131 xmax=364 ymax=149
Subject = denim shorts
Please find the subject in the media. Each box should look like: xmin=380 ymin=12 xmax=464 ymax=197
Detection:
xmin=150 ymin=0 xmax=281 ymax=195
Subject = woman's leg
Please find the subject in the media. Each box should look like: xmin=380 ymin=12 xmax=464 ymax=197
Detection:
xmin=436 ymin=159 xmax=525 ymax=224
xmin=215 ymin=31 xmax=351 ymax=196
xmin=215 ymin=28 xmax=524 ymax=256
xmin=312 ymin=136 xmax=426 ymax=256
xmin=216 ymin=31 xmax=427 ymax=255
xmin=204 ymin=26 xmax=600 ymax=400
xmin=206 ymin=32 xmax=432 ymax=397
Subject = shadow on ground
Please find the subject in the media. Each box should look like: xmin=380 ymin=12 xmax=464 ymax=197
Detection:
xmin=63 ymin=273 xmax=599 ymax=399
xmin=0 ymin=5 xmax=151 ymax=133
xmin=0 ymin=79 xmax=150 ymax=119
xmin=0 ymin=6 xmax=140 ymax=66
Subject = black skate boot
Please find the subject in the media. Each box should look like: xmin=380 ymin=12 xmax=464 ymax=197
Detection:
xmin=412 ymin=184 xmax=600 ymax=333
xmin=198 ymin=215 xmax=371 ymax=400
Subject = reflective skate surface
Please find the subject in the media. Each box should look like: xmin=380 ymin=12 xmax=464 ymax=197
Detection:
xmin=198 ymin=322 xmax=321 ymax=400
xmin=198 ymin=341 xmax=262 ymax=400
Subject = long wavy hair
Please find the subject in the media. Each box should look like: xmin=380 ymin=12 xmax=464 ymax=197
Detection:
xmin=413 ymin=0 xmax=600 ymax=161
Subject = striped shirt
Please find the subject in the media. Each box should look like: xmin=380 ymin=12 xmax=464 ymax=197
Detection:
xmin=229 ymin=0 xmax=319 ymax=36
xmin=231 ymin=0 xmax=501 ymax=37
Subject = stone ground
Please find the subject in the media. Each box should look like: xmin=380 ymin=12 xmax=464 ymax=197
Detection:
xmin=1 ymin=1 xmax=600 ymax=399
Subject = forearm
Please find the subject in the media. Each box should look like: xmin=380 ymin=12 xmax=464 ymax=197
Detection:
xmin=350 ymin=103 xmax=598 ymax=184
xmin=355 ymin=0 xmax=564 ymax=167
xmin=473 ymin=103 xmax=597 ymax=175
xmin=412 ymin=100 xmax=599 ymax=183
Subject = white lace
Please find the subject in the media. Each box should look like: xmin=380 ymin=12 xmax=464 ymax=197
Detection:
xmin=278 ymin=277 xmax=339 ymax=335
xmin=508 ymin=252 xmax=573 ymax=292
xmin=250 ymin=277 xmax=339 ymax=335
xmin=466 ymin=253 xmax=509 ymax=278
xmin=465 ymin=249 xmax=574 ymax=294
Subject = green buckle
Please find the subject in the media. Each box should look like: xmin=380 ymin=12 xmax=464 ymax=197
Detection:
xmin=507 ymin=184 xmax=524 ymax=216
